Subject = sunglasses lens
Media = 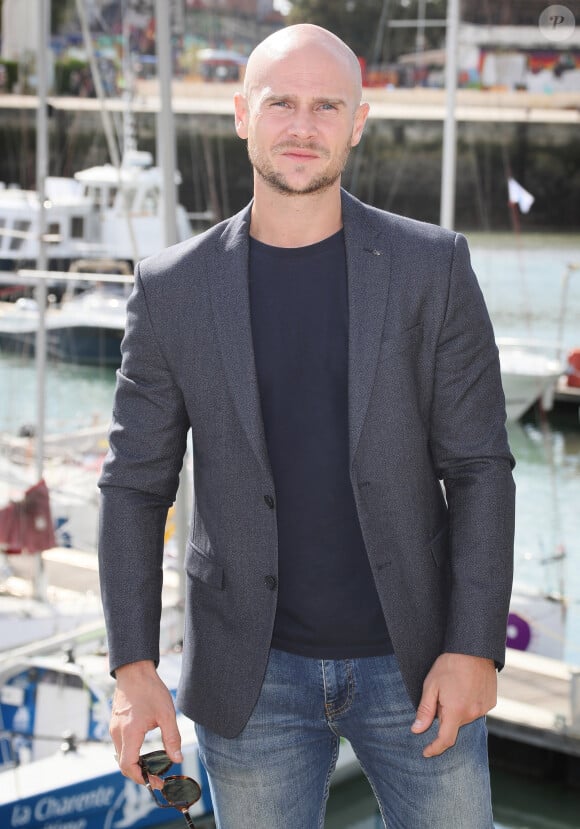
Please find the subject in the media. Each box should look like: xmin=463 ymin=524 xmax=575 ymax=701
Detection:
xmin=140 ymin=750 xmax=173 ymax=776
xmin=163 ymin=777 xmax=202 ymax=807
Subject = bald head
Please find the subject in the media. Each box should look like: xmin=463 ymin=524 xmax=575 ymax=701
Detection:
xmin=243 ymin=24 xmax=363 ymax=109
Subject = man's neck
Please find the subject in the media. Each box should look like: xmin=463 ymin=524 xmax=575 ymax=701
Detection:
xmin=249 ymin=182 xmax=343 ymax=248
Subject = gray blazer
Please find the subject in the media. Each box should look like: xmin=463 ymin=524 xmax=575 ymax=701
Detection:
xmin=98 ymin=190 xmax=515 ymax=738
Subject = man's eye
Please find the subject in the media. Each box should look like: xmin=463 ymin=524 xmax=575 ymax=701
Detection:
xmin=319 ymin=103 xmax=337 ymax=111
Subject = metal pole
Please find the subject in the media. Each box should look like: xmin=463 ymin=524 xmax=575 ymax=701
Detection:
xmin=155 ymin=0 xmax=186 ymax=611
xmin=439 ymin=0 xmax=459 ymax=230
xmin=155 ymin=0 xmax=178 ymax=248
xmin=34 ymin=0 xmax=50 ymax=600
xmin=415 ymin=0 xmax=427 ymax=79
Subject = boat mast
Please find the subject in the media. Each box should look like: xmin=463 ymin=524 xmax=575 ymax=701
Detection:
xmin=75 ymin=0 xmax=140 ymax=263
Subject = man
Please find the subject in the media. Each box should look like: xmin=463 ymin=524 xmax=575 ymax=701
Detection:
xmin=99 ymin=23 xmax=515 ymax=828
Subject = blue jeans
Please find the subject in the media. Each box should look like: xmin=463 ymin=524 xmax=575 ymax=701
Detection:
xmin=196 ymin=648 xmax=493 ymax=828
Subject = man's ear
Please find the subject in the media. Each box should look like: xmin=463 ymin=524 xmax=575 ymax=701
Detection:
xmin=234 ymin=92 xmax=249 ymax=139
xmin=351 ymin=101 xmax=370 ymax=148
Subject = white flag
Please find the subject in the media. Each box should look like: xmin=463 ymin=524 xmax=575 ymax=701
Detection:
xmin=508 ymin=178 xmax=535 ymax=213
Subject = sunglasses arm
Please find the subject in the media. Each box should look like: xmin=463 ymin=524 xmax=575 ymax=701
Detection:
xmin=181 ymin=809 xmax=196 ymax=829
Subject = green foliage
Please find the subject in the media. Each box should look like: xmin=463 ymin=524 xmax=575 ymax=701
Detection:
xmin=54 ymin=58 xmax=90 ymax=95
xmin=51 ymin=0 xmax=77 ymax=31
xmin=0 ymin=60 xmax=18 ymax=92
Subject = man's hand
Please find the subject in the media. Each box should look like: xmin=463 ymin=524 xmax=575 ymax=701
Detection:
xmin=111 ymin=660 xmax=183 ymax=785
xmin=411 ymin=653 xmax=497 ymax=758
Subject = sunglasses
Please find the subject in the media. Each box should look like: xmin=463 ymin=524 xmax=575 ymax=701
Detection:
xmin=138 ymin=749 xmax=202 ymax=829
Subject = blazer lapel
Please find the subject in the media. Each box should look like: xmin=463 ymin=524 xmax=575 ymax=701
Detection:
xmin=208 ymin=205 xmax=272 ymax=479
xmin=342 ymin=192 xmax=392 ymax=466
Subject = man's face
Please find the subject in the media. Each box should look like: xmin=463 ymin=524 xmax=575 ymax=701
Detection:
xmin=235 ymin=43 xmax=368 ymax=197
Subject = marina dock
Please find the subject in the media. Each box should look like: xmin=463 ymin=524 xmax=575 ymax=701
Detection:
xmin=490 ymin=648 xmax=580 ymax=786
xmin=1 ymin=85 xmax=580 ymax=125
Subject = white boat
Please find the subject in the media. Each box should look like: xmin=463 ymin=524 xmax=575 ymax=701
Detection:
xmin=0 ymin=283 xmax=128 ymax=366
xmin=497 ymin=337 xmax=564 ymax=421
xmin=0 ymin=638 xmax=214 ymax=829
xmin=0 ymin=149 xmax=194 ymax=269
xmin=0 ymin=422 xmax=107 ymax=649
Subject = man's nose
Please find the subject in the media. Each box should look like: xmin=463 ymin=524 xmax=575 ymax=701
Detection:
xmin=287 ymin=108 xmax=317 ymax=139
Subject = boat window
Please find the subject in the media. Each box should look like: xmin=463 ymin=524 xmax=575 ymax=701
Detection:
xmin=39 ymin=669 xmax=85 ymax=690
xmin=9 ymin=219 xmax=30 ymax=251
xmin=143 ymin=187 xmax=159 ymax=213
xmin=88 ymin=186 xmax=106 ymax=210
xmin=108 ymin=186 xmax=118 ymax=208
xmin=47 ymin=221 xmax=60 ymax=241
xmin=71 ymin=216 xmax=84 ymax=238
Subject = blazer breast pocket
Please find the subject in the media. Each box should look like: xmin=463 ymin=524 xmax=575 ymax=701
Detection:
xmin=379 ymin=322 xmax=423 ymax=359
xmin=186 ymin=540 xmax=224 ymax=589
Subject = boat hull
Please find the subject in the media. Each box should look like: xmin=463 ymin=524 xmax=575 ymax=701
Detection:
xmin=0 ymin=325 xmax=124 ymax=367
xmin=1 ymin=744 xmax=213 ymax=829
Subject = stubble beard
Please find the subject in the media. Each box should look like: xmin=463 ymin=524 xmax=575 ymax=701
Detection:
xmin=248 ymin=140 xmax=352 ymax=197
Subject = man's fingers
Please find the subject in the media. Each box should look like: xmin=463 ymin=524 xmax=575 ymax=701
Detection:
xmin=115 ymin=748 xmax=147 ymax=785
xmin=411 ymin=694 xmax=437 ymax=734
xmin=422 ymin=717 xmax=459 ymax=758
xmin=112 ymin=727 xmax=145 ymax=783
xmin=160 ymin=714 xmax=183 ymax=764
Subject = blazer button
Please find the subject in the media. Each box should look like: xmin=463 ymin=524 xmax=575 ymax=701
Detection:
xmin=264 ymin=575 xmax=277 ymax=590
xmin=263 ymin=494 xmax=275 ymax=509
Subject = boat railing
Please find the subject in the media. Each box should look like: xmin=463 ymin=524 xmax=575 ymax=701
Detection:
xmin=0 ymin=422 xmax=109 ymax=464
xmin=496 ymin=336 xmax=566 ymax=359
xmin=0 ymin=618 xmax=107 ymax=666
xmin=16 ymin=268 xmax=135 ymax=287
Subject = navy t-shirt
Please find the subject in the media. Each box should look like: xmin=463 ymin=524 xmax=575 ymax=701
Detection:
xmin=249 ymin=230 xmax=392 ymax=658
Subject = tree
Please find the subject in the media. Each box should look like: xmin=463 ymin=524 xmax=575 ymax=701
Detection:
xmin=285 ymin=0 xmax=447 ymax=64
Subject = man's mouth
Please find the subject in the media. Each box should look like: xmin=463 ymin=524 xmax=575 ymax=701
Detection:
xmin=276 ymin=144 xmax=327 ymax=161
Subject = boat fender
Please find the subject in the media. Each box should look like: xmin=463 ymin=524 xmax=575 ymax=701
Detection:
xmin=566 ymin=349 xmax=580 ymax=388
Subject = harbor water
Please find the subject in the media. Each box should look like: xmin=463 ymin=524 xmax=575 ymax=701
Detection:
xmin=1 ymin=233 xmax=579 ymax=825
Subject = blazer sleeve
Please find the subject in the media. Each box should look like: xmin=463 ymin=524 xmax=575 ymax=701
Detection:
xmin=429 ymin=233 xmax=515 ymax=668
xmin=98 ymin=263 xmax=190 ymax=675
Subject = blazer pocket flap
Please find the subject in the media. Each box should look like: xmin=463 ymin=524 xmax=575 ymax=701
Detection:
xmin=186 ymin=541 xmax=224 ymax=589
